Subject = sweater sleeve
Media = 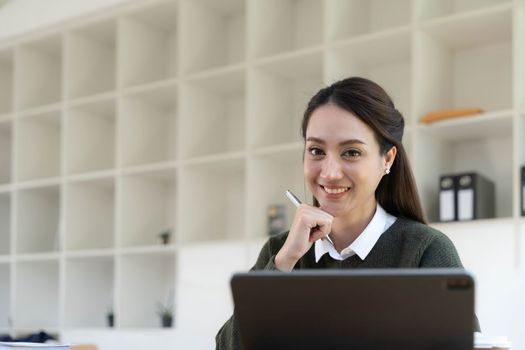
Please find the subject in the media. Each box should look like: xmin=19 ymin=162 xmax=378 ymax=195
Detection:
xmin=215 ymin=235 xmax=286 ymax=349
xmin=418 ymin=232 xmax=463 ymax=268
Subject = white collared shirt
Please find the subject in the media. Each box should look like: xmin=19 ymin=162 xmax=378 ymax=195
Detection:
xmin=314 ymin=204 xmax=397 ymax=262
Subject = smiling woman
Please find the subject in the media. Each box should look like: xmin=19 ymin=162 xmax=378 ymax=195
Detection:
xmin=215 ymin=77 xmax=480 ymax=350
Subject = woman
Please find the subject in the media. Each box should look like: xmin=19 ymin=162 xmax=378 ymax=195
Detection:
xmin=216 ymin=77 xmax=478 ymax=349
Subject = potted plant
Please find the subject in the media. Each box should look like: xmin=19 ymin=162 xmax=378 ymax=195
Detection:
xmin=158 ymin=229 xmax=172 ymax=245
xmin=157 ymin=292 xmax=174 ymax=328
xmin=106 ymin=306 xmax=114 ymax=327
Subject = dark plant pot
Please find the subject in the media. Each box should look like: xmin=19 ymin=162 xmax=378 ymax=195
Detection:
xmin=161 ymin=314 xmax=173 ymax=328
xmin=107 ymin=313 xmax=114 ymax=328
xmin=160 ymin=233 xmax=170 ymax=245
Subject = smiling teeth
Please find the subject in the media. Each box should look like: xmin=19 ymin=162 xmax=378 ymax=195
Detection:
xmin=324 ymin=187 xmax=349 ymax=194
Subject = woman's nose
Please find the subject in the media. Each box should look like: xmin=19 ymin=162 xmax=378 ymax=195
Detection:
xmin=320 ymin=156 xmax=343 ymax=180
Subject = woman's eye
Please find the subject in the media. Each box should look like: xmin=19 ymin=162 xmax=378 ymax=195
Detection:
xmin=342 ymin=149 xmax=361 ymax=158
xmin=308 ymin=147 xmax=324 ymax=156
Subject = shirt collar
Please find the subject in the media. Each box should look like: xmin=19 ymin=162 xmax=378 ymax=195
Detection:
xmin=314 ymin=204 xmax=395 ymax=262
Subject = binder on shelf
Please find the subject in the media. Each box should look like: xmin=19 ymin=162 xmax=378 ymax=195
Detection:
xmin=456 ymin=172 xmax=495 ymax=221
xmin=439 ymin=172 xmax=495 ymax=222
xmin=520 ymin=166 xmax=525 ymax=216
xmin=439 ymin=174 xmax=457 ymax=222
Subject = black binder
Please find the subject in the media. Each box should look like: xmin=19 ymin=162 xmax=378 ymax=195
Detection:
xmin=456 ymin=172 xmax=495 ymax=221
xmin=439 ymin=174 xmax=457 ymax=222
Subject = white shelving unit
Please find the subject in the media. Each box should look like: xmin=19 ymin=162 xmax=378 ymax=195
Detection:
xmin=0 ymin=0 xmax=524 ymax=346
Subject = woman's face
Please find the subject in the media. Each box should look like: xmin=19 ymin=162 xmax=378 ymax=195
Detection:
xmin=304 ymin=104 xmax=395 ymax=218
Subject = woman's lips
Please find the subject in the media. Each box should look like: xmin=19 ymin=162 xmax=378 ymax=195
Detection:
xmin=320 ymin=185 xmax=351 ymax=194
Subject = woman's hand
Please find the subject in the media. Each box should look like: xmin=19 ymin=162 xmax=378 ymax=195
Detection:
xmin=275 ymin=204 xmax=334 ymax=272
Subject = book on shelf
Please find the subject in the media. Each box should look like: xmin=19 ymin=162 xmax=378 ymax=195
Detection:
xmin=420 ymin=107 xmax=483 ymax=124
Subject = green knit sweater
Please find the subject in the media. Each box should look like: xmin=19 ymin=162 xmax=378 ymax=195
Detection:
xmin=216 ymin=217 xmax=480 ymax=350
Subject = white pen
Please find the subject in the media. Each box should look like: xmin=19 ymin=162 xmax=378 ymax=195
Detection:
xmin=285 ymin=190 xmax=334 ymax=245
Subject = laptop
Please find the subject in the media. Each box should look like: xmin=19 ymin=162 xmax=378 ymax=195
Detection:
xmin=231 ymin=269 xmax=475 ymax=350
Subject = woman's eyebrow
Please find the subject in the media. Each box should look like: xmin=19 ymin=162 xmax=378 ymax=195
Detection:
xmin=306 ymin=137 xmax=366 ymax=146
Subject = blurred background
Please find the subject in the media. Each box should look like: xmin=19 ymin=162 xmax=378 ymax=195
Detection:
xmin=0 ymin=0 xmax=524 ymax=349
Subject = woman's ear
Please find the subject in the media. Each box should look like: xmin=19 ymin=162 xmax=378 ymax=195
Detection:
xmin=384 ymin=146 xmax=397 ymax=170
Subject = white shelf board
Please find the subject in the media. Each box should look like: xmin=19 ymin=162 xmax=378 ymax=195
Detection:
xmin=66 ymin=170 xmax=117 ymax=183
xmin=119 ymin=245 xmax=176 ymax=256
xmin=65 ymin=248 xmax=115 ymax=258
xmin=417 ymin=109 xmax=514 ymax=141
xmin=15 ymin=252 xmax=60 ymax=262
xmin=17 ymin=102 xmax=62 ymax=119
xmin=122 ymin=78 xmax=178 ymax=97
xmin=67 ymin=91 xmax=117 ymax=108
xmin=180 ymin=150 xmax=246 ymax=167
xmin=430 ymin=216 xmax=515 ymax=231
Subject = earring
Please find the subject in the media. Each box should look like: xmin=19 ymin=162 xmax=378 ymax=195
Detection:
xmin=385 ymin=168 xmax=390 ymax=175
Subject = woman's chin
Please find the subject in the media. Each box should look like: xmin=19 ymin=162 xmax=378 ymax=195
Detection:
xmin=319 ymin=203 xmax=345 ymax=217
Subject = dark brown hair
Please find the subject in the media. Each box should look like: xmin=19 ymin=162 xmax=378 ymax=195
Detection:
xmin=301 ymin=77 xmax=426 ymax=224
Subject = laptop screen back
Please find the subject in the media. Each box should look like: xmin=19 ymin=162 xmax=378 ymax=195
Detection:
xmin=231 ymin=269 xmax=474 ymax=350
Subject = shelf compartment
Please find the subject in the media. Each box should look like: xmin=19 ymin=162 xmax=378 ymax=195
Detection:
xmin=248 ymin=51 xmax=323 ymax=148
xmin=414 ymin=8 xmax=513 ymax=118
xmin=118 ymin=251 xmax=175 ymax=328
xmin=119 ymin=1 xmax=178 ymax=87
xmin=16 ymin=35 xmax=62 ymax=110
xmin=0 ymin=193 xmax=11 ymax=255
xmin=65 ymin=178 xmax=115 ymax=251
xmin=325 ymin=0 xmax=411 ymax=42
xmin=15 ymin=111 xmax=61 ymax=181
xmin=66 ymin=19 xmax=116 ymax=99
xmin=179 ymin=69 xmax=245 ymax=158
xmin=326 ymin=30 xmax=412 ymax=121
xmin=248 ymin=0 xmax=323 ymax=58
xmin=247 ymin=148 xmax=304 ymax=239
xmin=15 ymin=260 xmax=59 ymax=329
xmin=179 ymin=158 xmax=245 ymax=243
xmin=16 ymin=185 xmax=60 ymax=254
xmin=65 ymin=98 xmax=115 ymax=174
xmin=413 ymin=118 xmax=513 ymax=222
xmin=0 ymin=262 xmax=9 ymax=328
xmin=0 ymin=49 xmax=13 ymax=114
xmin=119 ymin=84 xmax=177 ymax=167
xmin=119 ymin=168 xmax=176 ymax=248
xmin=180 ymin=0 xmax=245 ymax=74
xmin=415 ymin=0 xmax=511 ymax=21
xmin=0 ymin=121 xmax=12 ymax=184
xmin=64 ymin=256 xmax=114 ymax=327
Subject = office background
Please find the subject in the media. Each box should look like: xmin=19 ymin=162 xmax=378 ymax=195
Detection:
xmin=0 ymin=0 xmax=524 ymax=349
